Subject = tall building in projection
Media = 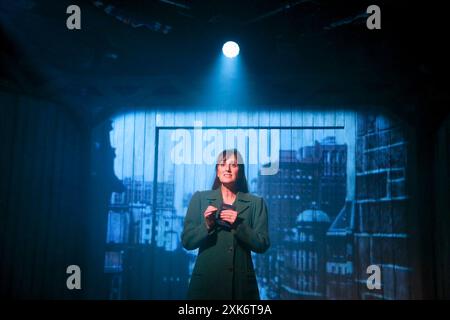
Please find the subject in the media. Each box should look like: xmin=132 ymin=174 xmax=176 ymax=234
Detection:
xmin=256 ymin=137 xmax=347 ymax=245
xmin=105 ymin=177 xmax=189 ymax=299
xmin=352 ymin=114 xmax=410 ymax=299
xmin=280 ymin=209 xmax=331 ymax=299
xmin=325 ymin=115 xmax=410 ymax=300
xmin=108 ymin=177 xmax=180 ymax=247
xmin=255 ymin=137 xmax=347 ymax=299
xmin=325 ymin=201 xmax=356 ymax=299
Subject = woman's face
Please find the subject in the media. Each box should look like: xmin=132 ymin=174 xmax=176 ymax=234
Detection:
xmin=217 ymin=155 xmax=239 ymax=186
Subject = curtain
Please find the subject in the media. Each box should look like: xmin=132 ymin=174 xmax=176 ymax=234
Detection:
xmin=0 ymin=90 xmax=88 ymax=299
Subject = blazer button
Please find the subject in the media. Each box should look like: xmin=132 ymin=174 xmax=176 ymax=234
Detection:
xmin=228 ymin=247 xmax=233 ymax=252
xmin=228 ymin=267 xmax=233 ymax=272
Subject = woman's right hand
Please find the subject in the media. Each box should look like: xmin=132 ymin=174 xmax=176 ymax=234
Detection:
xmin=204 ymin=205 xmax=217 ymax=230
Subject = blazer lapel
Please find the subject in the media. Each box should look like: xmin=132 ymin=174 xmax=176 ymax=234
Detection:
xmin=235 ymin=192 xmax=251 ymax=216
xmin=206 ymin=188 xmax=222 ymax=210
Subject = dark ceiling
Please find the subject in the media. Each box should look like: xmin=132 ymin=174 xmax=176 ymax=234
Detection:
xmin=0 ymin=0 xmax=448 ymax=127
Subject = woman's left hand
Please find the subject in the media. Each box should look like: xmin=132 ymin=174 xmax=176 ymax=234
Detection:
xmin=220 ymin=209 xmax=238 ymax=225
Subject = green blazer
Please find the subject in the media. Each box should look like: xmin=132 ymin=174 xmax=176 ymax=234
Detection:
xmin=181 ymin=188 xmax=270 ymax=300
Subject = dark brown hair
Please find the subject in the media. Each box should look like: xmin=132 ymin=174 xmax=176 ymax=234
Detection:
xmin=212 ymin=149 xmax=249 ymax=193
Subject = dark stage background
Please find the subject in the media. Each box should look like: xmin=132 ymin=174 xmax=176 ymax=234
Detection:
xmin=0 ymin=0 xmax=449 ymax=299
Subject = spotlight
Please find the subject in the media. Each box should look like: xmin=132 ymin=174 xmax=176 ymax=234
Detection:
xmin=222 ymin=41 xmax=240 ymax=58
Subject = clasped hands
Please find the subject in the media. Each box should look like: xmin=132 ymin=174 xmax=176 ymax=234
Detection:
xmin=204 ymin=205 xmax=237 ymax=230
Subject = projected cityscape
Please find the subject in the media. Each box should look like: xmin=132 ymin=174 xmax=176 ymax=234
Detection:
xmin=103 ymin=110 xmax=410 ymax=300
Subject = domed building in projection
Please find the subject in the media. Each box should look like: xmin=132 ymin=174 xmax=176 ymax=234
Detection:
xmin=280 ymin=208 xmax=331 ymax=299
